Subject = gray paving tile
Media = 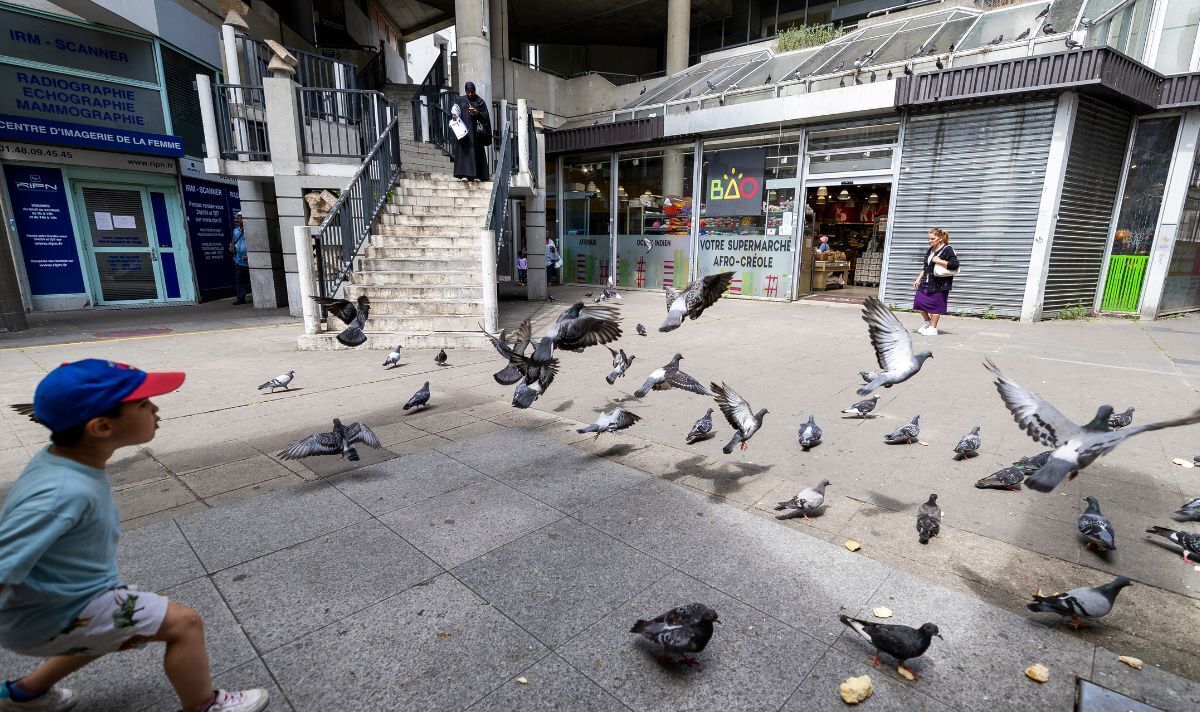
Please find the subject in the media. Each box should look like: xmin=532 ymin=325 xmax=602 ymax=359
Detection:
xmin=145 ymin=439 xmax=260 ymax=476
xmin=141 ymin=658 xmax=294 ymax=712
xmin=262 ymin=573 xmax=547 ymax=711
xmin=379 ymin=479 xmax=564 ymax=569
xmin=328 ymin=447 xmax=485 ymax=516
xmin=212 ymin=518 xmax=440 ymax=652
xmin=203 ymin=473 xmax=308 ymax=507
xmin=178 ymin=454 xmax=295 ymax=498
xmin=114 ymin=477 xmax=197 ymax=521
xmin=177 ymin=480 xmax=369 ymax=571
xmin=108 ymin=450 xmax=169 ymax=490
xmin=499 ymin=451 xmax=649 ymax=513
xmin=437 ymin=428 xmax=580 ymax=478
xmin=118 ymin=520 xmax=206 ymax=593
xmin=1090 ymin=652 xmax=1200 ymax=712
xmin=288 ymin=442 xmax=399 ymax=479
xmin=453 ymin=517 xmax=663 ymax=647
xmin=557 ymin=571 xmax=826 ymax=712
xmin=466 ymin=654 xmax=628 ymax=712
xmin=782 ymin=648 xmax=954 ymax=712
xmin=120 ymin=500 xmax=210 ymax=531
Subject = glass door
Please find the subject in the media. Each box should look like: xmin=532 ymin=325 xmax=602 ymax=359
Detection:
xmin=76 ymin=184 xmax=164 ymax=304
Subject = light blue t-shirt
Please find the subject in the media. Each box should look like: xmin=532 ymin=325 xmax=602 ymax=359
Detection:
xmin=0 ymin=447 xmax=122 ymax=648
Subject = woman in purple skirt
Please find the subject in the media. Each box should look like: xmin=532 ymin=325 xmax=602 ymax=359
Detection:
xmin=911 ymin=227 xmax=958 ymax=336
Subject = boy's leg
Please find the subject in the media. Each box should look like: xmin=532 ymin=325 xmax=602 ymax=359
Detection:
xmin=9 ymin=653 xmax=100 ymax=693
xmin=151 ymin=602 xmax=214 ymax=710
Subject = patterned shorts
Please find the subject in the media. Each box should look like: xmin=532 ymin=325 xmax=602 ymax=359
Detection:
xmin=11 ymin=587 xmax=169 ymax=657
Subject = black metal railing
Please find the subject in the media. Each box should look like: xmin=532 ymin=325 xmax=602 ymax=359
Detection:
xmin=234 ymin=32 xmax=358 ymax=90
xmin=212 ymin=83 xmax=270 ymax=160
xmin=524 ymin=107 xmax=539 ymax=189
xmin=408 ymin=46 xmax=450 ymax=144
xmin=485 ymin=106 xmax=519 ymax=256
xmin=313 ymin=114 xmax=403 ymax=300
xmin=356 ymin=44 xmax=387 ymax=91
xmin=297 ymin=87 xmax=393 ymax=158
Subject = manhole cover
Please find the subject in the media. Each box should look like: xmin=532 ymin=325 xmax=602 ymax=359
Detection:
xmin=91 ymin=327 xmax=174 ymax=338
xmin=1077 ymin=679 xmax=1162 ymax=712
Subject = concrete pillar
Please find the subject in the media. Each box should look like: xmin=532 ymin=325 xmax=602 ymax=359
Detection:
xmin=490 ymin=0 xmax=510 ymax=101
xmin=525 ymin=113 xmax=548 ymax=300
xmin=293 ymin=226 xmax=321 ymax=334
xmin=1139 ymin=109 xmax=1200 ymax=319
xmin=663 ymin=147 xmax=687 ymax=198
xmin=0 ymin=186 xmax=29 ymax=331
xmin=262 ymin=76 xmax=303 ymax=176
xmin=238 ymin=180 xmax=286 ymax=308
xmin=274 ymin=175 xmax=307 ymax=316
xmin=455 ymin=0 xmax=493 ymax=105
xmin=1020 ymin=92 xmax=1076 ymax=323
xmin=666 ymin=0 xmax=690 ymax=75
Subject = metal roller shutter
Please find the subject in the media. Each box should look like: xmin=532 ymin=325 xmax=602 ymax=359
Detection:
xmin=882 ymin=100 xmax=1056 ymax=317
xmin=1042 ymin=97 xmax=1132 ymax=316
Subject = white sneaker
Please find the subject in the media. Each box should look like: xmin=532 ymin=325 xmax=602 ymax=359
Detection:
xmin=207 ymin=689 xmax=269 ymax=712
xmin=0 ymin=686 xmax=76 ymax=711
xmin=924 ymin=327 xmax=939 ymax=336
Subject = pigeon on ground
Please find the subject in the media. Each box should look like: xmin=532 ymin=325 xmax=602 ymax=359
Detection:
xmin=404 ymin=381 xmax=431 ymax=411
xmin=1107 ymin=407 xmax=1135 ymax=430
xmin=842 ymin=395 xmax=879 ymax=419
xmin=916 ymin=493 xmax=941 ymax=544
xmin=634 ymin=354 xmax=712 ymax=398
xmin=711 ymin=382 xmax=768 ymax=454
xmin=577 ymin=406 xmax=641 ymax=440
xmin=637 ymin=323 xmax=647 ymax=336
xmin=884 ymin=415 xmax=921 ymax=444
xmin=311 ymin=295 xmax=369 ymax=347
xmin=838 ymin=614 xmax=941 ymax=680
xmin=584 ymin=291 xmax=593 ymax=297
xmin=481 ymin=324 xmax=559 ymax=409
xmin=1014 ymin=450 xmax=1053 ymax=473
xmin=382 ymin=345 xmax=403 ymax=368
xmin=975 ymin=466 xmax=1025 ymax=491
xmin=686 ymin=408 xmax=714 ymax=444
xmin=630 ymin=603 xmax=719 ymax=666
xmin=532 ymin=302 xmax=622 ymax=363
xmin=774 ymin=479 xmax=830 ymax=520
xmin=659 ymin=271 xmax=735 ymax=332
xmin=1146 ymin=526 xmax=1200 ymax=563
xmin=798 ymin=415 xmax=822 ymax=451
xmin=953 ymin=425 xmax=981 ymax=460
xmin=1078 ymin=496 xmax=1116 ymax=552
xmin=1172 ymin=497 xmax=1200 ymax=522
xmin=435 ymin=349 xmax=448 ymax=366
xmin=857 ymin=297 xmax=933 ymax=396
xmin=1027 ymin=576 xmax=1131 ymax=628
xmin=605 ymin=347 xmax=635 ymax=385
xmin=985 ymin=359 xmax=1200 ymax=492
xmin=278 ymin=418 xmax=381 ymax=461
xmin=258 ymin=370 xmax=294 ymax=392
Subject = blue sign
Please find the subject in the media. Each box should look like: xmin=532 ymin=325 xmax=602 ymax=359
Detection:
xmin=3 ymin=164 xmax=85 ymax=295
xmin=0 ymin=114 xmax=182 ymax=157
xmin=181 ymin=178 xmax=240 ymax=299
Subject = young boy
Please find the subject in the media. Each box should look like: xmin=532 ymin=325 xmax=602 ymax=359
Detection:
xmin=516 ymin=251 xmax=528 ymax=285
xmin=0 ymin=360 xmax=268 ymax=712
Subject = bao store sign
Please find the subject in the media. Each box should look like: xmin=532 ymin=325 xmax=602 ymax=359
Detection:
xmin=706 ymin=148 xmax=764 ymax=217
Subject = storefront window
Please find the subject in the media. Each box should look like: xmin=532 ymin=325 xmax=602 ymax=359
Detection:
xmin=1153 ymin=1 xmax=1200 ymax=75
xmin=614 ymin=147 xmax=695 ymax=291
xmin=1087 ymin=0 xmax=1156 ymax=62
xmin=697 ymin=134 xmax=801 ymax=300
xmin=1161 ymin=143 xmax=1200 ymax=314
xmin=561 ymin=154 xmax=612 ymax=285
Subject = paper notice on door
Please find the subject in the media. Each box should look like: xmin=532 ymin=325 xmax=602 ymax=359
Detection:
xmin=782 ymin=211 xmax=793 ymax=230
xmin=94 ymin=212 xmax=113 ymax=231
xmin=113 ymin=215 xmax=137 ymax=229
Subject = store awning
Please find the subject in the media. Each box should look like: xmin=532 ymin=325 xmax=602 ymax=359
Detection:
xmin=545 ymin=116 xmax=664 ymax=155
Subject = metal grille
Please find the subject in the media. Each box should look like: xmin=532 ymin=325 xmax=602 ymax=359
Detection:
xmin=162 ymin=47 xmax=215 ymax=158
xmin=297 ymin=88 xmax=391 ymax=158
xmin=1043 ymin=97 xmax=1131 ymax=315
xmin=883 ymin=100 xmax=1057 ymax=316
xmin=213 ymin=84 xmax=270 ymax=160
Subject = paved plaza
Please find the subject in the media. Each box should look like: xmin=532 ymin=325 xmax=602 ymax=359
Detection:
xmin=2 ymin=290 xmax=1200 ymax=710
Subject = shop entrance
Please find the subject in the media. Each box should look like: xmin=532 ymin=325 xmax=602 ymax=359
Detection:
xmin=802 ymin=180 xmax=891 ymax=301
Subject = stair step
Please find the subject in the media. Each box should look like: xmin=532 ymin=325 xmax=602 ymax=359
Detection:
xmin=385 ymin=204 xmax=482 ymax=218
xmin=354 ymin=270 xmax=482 ymax=286
xmin=347 ymin=285 xmax=484 ymax=300
xmin=360 ymin=257 xmax=480 ymax=271
xmin=365 ymin=246 xmax=478 ymax=260
xmin=360 ymin=299 xmax=484 ymax=316
xmin=375 ymin=225 xmax=488 ymax=238
xmin=370 ymin=235 xmax=479 ymax=248
xmin=366 ymin=315 xmax=485 ymax=332
xmin=382 ymin=214 xmax=482 ymax=228
xmin=297 ymin=331 xmax=493 ymax=351
xmin=386 ymin=194 xmax=490 ymax=209
xmin=392 ymin=188 xmax=492 ymax=201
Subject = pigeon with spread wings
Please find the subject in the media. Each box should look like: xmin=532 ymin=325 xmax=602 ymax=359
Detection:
xmin=660 ymin=271 xmax=735 ymax=332
xmin=711 ymin=381 xmax=768 ymax=454
xmin=532 ymin=302 xmax=622 ymax=363
xmin=857 ymin=297 xmax=932 ymax=396
xmin=634 ymin=354 xmax=712 ymax=398
xmin=310 ymin=295 xmax=370 ymax=348
xmin=278 ymin=418 xmax=381 ymax=461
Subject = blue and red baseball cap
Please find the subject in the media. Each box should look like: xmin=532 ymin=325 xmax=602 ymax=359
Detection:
xmin=33 ymin=359 xmax=185 ymax=432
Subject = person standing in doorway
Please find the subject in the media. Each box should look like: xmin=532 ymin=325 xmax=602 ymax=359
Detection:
xmin=452 ymin=82 xmax=491 ymax=182
xmin=229 ymin=213 xmax=249 ymax=305
xmin=912 ymin=227 xmax=958 ymax=336
xmin=545 ymin=237 xmax=560 ymax=286
xmin=517 ymin=251 xmax=528 ymax=285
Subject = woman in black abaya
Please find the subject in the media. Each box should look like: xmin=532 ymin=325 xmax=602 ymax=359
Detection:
xmin=452 ymin=81 xmax=491 ymax=181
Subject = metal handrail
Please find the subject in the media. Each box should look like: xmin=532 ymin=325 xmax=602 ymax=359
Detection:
xmin=356 ymin=43 xmax=387 ymax=91
xmin=234 ymin=32 xmax=358 ymax=90
xmin=297 ymin=87 xmax=392 ymax=158
xmin=212 ymin=83 xmax=269 ymax=160
xmin=313 ymin=113 xmax=403 ymax=300
xmin=485 ymin=105 xmax=519 ymax=257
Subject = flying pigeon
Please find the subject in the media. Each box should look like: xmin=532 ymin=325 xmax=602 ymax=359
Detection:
xmin=480 ymin=324 xmax=559 ymax=409
xmin=953 ymin=426 xmax=981 ymax=460
xmin=884 ymin=415 xmax=921 ymax=444
xmin=975 ymin=466 xmax=1025 ymax=491
xmin=311 ymin=295 xmax=369 ymax=348
xmin=916 ymin=493 xmax=941 ymax=544
xmin=985 ymin=359 xmax=1200 ymax=492
xmin=278 ymin=418 xmax=381 ymax=462
xmin=798 ymin=415 xmax=822 ymax=451
xmin=630 ymin=603 xmax=719 ymax=666
xmin=1146 ymin=526 xmax=1200 ymax=563
xmin=639 ymin=237 xmax=653 ymax=255
xmin=711 ymin=382 xmax=768 ymax=454
xmin=1065 ymin=36 xmax=1083 ymax=50
xmin=483 ymin=323 xmax=528 ymax=385
xmin=1107 ymin=407 xmax=1134 ymax=430
xmin=838 ymin=614 xmax=941 ymax=680
xmin=857 ymin=297 xmax=933 ymax=396
xmin=1172 ymin=497 xmax=1200 ymax=522
xmin=9 ymin=403 xmax=38 ymax=424
xmin=1027 ymin=576 xmax=1131 ymax=629
xmin=634 ymin=354 xmax=712 ymax=398
xmin=258 ymin=370 xmax=294 ymax=393
xmin=842 ymin=395 xmax=879 ymax=419
xmin=637 ymin=323 xmax=647 ymax=336
xmin=382 ymin=345 xmax=403 ymax=368
xmin=577 ymin=406 xmax=641 ymax=440
xmin=584 ymin=291 xmax=593 ymax=297
xmin=1014 ymin=450 xmax=1053 ymax=473
xmin=660 ymin=272 xmax=735 ymax=332
xmin=532 ymin=302 xmax=622 ymax=363
xmin=774 ymin=479 xmax=830 ymax=520
xmin=404 ymin=381 xmax=431 ymax=411
xmin=605 ymin=346 xmax=636 ymax=385
xmin=1079 ymin=496 xmax=1116 ymax=552
xmin=435 ymin=349 xmax=448 ymax=366
xmin=686 ymin=408 xmax=714 ymax=444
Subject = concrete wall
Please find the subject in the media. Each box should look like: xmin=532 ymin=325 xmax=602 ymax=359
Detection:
xmin=495 ymin=60 xmax=664 ymax=126
xmin=409 ymin=30 xmax=454 ymax=84
xmin=346 ymin=0 xmax=408 ymax=83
